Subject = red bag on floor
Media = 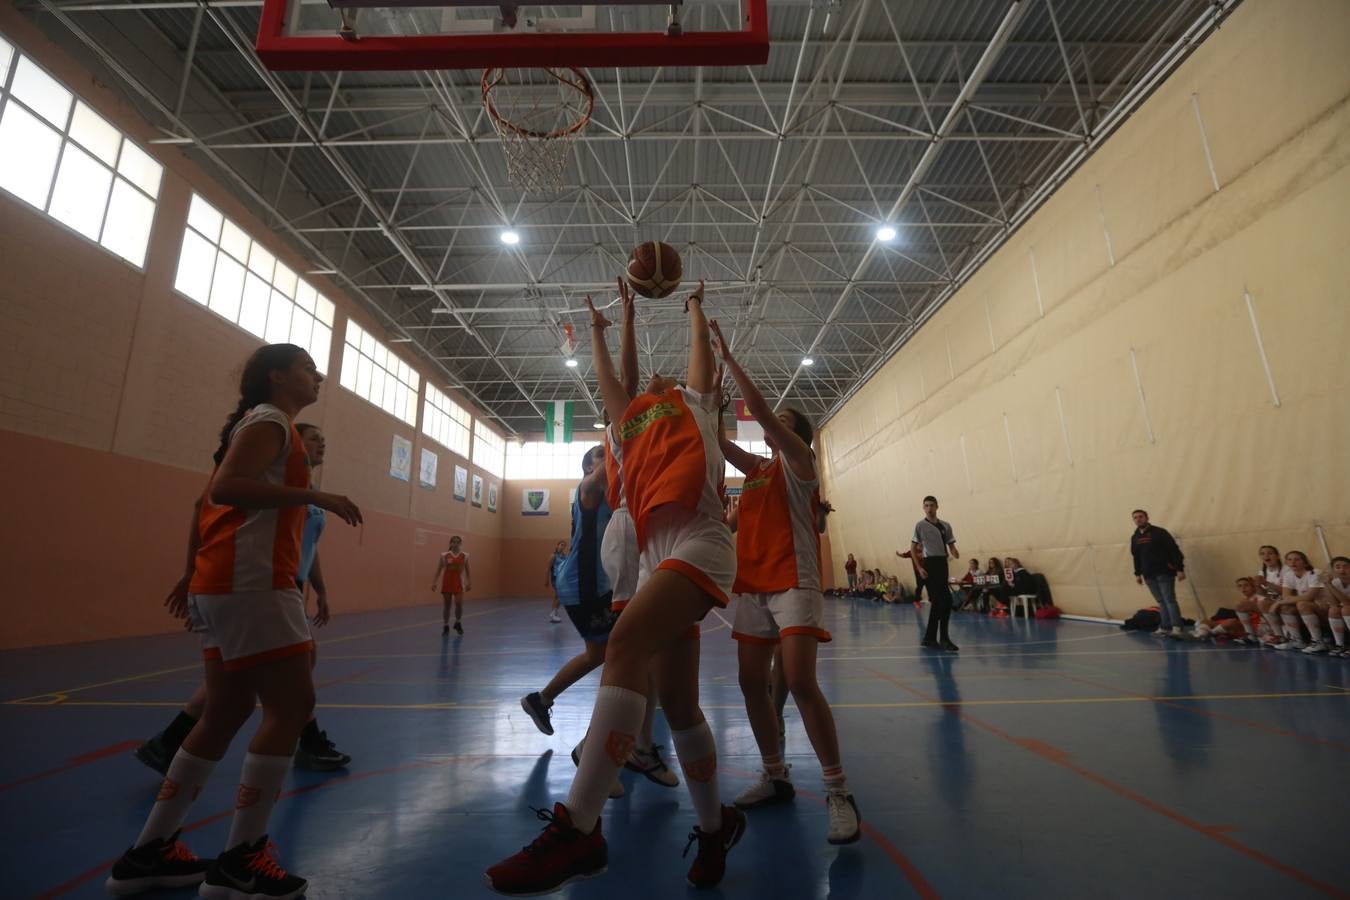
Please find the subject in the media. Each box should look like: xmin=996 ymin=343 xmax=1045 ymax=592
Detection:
xmin=1034 ymin=605 xmax=1061 ymax=620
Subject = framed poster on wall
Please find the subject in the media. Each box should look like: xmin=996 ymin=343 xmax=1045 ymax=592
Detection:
xmin=389 ymin=435 xmax=412 ymax=482
xmin=453 ymin=465 xmax=468 ymax=501
xmin=471 ymin=474 xmax=483 ymax=508
xmin=487 ymin=483 xmax=498 ymax=513
xmin=522 ymin=489 xmax=550 ymax=516
xmin=418 ymin=448 xmax=438 ymax=488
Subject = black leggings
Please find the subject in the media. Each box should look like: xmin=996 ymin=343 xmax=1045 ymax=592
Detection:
xmin=922 ymin=556 xmax=951 ymax=643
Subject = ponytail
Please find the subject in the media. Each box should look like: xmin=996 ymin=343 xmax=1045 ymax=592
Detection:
xmin=214 ymin=343 xmax=306 ymax=465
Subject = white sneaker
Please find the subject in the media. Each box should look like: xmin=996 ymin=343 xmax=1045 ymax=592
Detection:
xmin=1194 ymin=625 xmax=1211 ymax=639
xmin=549 ymin=610 xmax=562 ymax=623
xmin=733 ymin=768 xmax=795 ymax=809
xmin=825 ymin=790 xmax=862 ymax=845
xmin=1274 ymin=639 xmax=1307 ymax=651
xmin=1151 ymin=629 xmax=1169 ymax=638
xmin=1301 ymin=641 xmax=1328 ymax=655
xmin=625 ymin=745 xmax=680 ymax=787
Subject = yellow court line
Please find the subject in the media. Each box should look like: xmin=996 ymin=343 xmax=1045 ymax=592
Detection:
xmin=20 ymin=689 xmax=1347 ymax=712
xmin=3 ymin=603 xmax=514 ymax=705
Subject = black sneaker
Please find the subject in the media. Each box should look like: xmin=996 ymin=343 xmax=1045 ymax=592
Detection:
xmin=454 ymin=621 xmax=464 ymax=635
xmin=133 ymin=733 xmax=174 ymax=776
xmin=294 ymin=730 xmax=351 ymax=771
xmin=104 ymin=830 xmax=208 ymax=895
xmin=920 ymin=639 xmax=940 ymax=650
xmin=521 ymin=692 xmax=555 ymax=736
xmin=940 ymin=640 xmax=960 ymax=653
xmin=683 ymin=805 xmax=747 ymax=889
xmin=199 ymin=835 xmax=306 ymax=900
xmin=442 ymin=625 xmax=450 ymax=636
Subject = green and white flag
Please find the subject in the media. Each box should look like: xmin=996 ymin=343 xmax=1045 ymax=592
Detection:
xmin=544 ymin=400 xmax=573 ymax=443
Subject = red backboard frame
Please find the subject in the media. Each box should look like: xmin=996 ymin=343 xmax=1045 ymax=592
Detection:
xmin=256 ymin=0 xmax=769 ymax=71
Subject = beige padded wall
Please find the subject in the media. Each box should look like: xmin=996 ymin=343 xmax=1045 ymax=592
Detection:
xmin=820 ymin=0 xmax=1350 ymax=621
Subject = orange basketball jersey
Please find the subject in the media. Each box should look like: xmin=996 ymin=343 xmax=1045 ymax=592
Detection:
xmin=189 ymin=405 xmax=310 ymax=594
xmin=440 ymin=551 xmax=467 ymax=593
xmin=733 ymin=455 xmax=822 ymax=595
xmin=619 ymin=386 xmax=724 ymax=549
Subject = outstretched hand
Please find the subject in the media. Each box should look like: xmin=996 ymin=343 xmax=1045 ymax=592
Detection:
xmin=708 ymin=319 xmax=732 ymax=362
xmin=586 ymin=295 xmax=611 ymax=330
xmin=618 ymin=278 xmax=635 ymax=319
xmin=683 ymin=279 xmax=706 ymax=312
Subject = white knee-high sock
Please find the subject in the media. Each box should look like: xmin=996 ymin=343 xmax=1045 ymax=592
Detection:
xmin=1262 ymin=613 xmax=1282 ymax=637
xmin=566 ymin=685 xmax=646 ymax=834
xmin=1281 ymin=614 xmax=1302 ymax=640
xmin=1329 ymin=615 xmax=1346 ymax=647
xmin=225 ymin=753 xmax=292 ymax=849
xmin=672 ymin=719 xmax=722 ymax=832
xmin=137 ymin=749 xmax=217 ymax=847
xmin=1240 ymin=616 xmax=1257 ymax=637
xmin=1300 ymin=615 xmax=1324 ymax=642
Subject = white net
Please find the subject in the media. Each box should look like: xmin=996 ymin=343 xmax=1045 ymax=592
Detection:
xmin=481 ymin=67 xmax=593 ymax=195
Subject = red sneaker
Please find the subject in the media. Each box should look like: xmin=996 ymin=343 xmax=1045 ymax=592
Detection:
xmin=683 ymin=804 xmax=747 ymax=889
xmin=484 ymin=803 xmax=607 ymax=896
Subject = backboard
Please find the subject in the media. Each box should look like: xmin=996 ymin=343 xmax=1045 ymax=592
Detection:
xmin=256 ymin=1 xmax=769 ymax=71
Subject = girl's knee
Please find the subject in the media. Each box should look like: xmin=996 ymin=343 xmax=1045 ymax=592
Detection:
xmin=1296 ymin=600 xmax=1315 ymax=615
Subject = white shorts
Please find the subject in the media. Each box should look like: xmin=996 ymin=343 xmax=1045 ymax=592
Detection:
xmin=731 ymin=588 xmax=832 ymax=644
xmin=601 ymin=506 xmax=640 ymax=603
xmin=637 ymin=504 xmax=736 ymax=607
xmin=188 ymin=589 xmax=314 ymax=671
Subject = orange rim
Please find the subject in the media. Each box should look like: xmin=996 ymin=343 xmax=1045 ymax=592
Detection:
xmin=481 ymin=66 xmax=594 ymax=140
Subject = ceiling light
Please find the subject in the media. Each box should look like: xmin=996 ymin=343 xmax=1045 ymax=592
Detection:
xmin=801 ymin=357 xmax=815 ymax=366
xmin=565 ymin=358 xmax=579 ymax=368
xmin=500 ymin=229 xmax=521 ymax=245
xmin=876 ymin=225 xmax=897 ymax=242
xmin=593 ymin=421 xmax=605 ymax=429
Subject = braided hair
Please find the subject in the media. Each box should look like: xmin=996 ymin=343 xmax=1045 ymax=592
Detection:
xmin=213 ymin=343 xmax=306 ymax=466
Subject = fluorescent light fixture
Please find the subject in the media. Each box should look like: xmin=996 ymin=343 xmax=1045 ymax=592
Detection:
xmin=565 ymin=358 xmax=579 ymax=368
xmin=876 ymin=225 xmax=897 ymax=242
xmin=500 ymin=229 xmax=521 ymax=245
xmin=801 ymin=357 xmax=815 ymax=366
xmin=593 ymin=421 xmax=605 ymax=429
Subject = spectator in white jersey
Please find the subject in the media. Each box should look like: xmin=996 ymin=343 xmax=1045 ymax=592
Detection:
xmin=911 ymin=496 xmax=960 ymax=651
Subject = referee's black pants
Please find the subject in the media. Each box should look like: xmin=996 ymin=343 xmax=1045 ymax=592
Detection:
xmin=921 ymin=555 xmax=952 ymax=644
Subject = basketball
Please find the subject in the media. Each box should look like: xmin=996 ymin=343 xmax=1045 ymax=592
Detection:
xmin=626 ymin=241 xmax=683 ymax=299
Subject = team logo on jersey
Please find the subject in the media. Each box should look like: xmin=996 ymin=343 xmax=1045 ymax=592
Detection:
xmin=604 ymin=729 xmax=637 ymax=766
xmin=742 ymin=476 xmax=769 ymax=491
xmin=619 ymin=400 xmax=682 ymax=440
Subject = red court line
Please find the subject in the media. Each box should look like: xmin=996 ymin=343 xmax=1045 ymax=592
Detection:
xmin=867 ymin=668 xmax=1349 ymax=899
xmin=1053 ymin=671 xmax=1350 ymax=751
xmin=721 ymin=762 xmax=940 ymax=900
xmin=0 ymin=740 xmax=141 ymax=793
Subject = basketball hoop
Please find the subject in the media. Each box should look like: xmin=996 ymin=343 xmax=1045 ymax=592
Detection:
xmin=482 ymin=67 xmax=593 ymax=195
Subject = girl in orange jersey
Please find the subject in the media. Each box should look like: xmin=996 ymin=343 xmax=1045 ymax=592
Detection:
xmin=486 ymin=280 xmax=745 ymax=896
xmin=708 ymin=320 xmax=862 ymax=846
xmin=431 ymin=536 xmax=471 ymax=635
xmin=106 ymin=344 xmax=361 ymax=899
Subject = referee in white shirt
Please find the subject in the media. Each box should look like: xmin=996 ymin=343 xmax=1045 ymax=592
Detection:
xmin=911 ymin=495 xmax=961 ymax=651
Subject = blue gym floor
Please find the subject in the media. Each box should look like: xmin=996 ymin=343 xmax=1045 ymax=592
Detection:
xmin=3 ymin=597 xmax=1347 ymax=899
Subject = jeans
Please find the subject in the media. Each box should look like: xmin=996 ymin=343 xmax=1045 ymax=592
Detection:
xmin=847 ymin=573 xmax=857 ymax=591
xmin=1143 ymin=574 xmax=1182 ymax=630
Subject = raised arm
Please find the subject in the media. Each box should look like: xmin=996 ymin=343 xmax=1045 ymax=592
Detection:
xmin=588 ymin=292 xmax=631 ymax=425
xmin=619 ymin=280 xmax=640 ymax=400
xmin=710 ymin=319 xmax=814 ymax=481
xmin=685 ymin=281 xmax=715 ymax=395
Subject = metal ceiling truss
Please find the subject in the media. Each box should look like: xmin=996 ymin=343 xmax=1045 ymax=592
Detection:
xmin=24 ymin=0 xmax=1240 ymax=434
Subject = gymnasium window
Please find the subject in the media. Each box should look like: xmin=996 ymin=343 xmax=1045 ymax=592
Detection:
xmin=422 ymin=385 xmax=472 ymax=458
xmin=0 ymin=37 xmax=163 ymax=267
xmin=726 ymin=439 xmax=769 ymax=477
xmin=473 ymin=421 xmax=506 ymax=478
xmin=505 ymin=441 xmax=601 ymax=481
xmin=173 ymin=194 xmax=335 ymax=374
xmin=339 ymin=321 xmax=419 ymax=426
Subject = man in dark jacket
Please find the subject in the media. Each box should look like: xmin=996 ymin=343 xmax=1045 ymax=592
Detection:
xmin=1130 ymin=509 xmax=1187 ymax=637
